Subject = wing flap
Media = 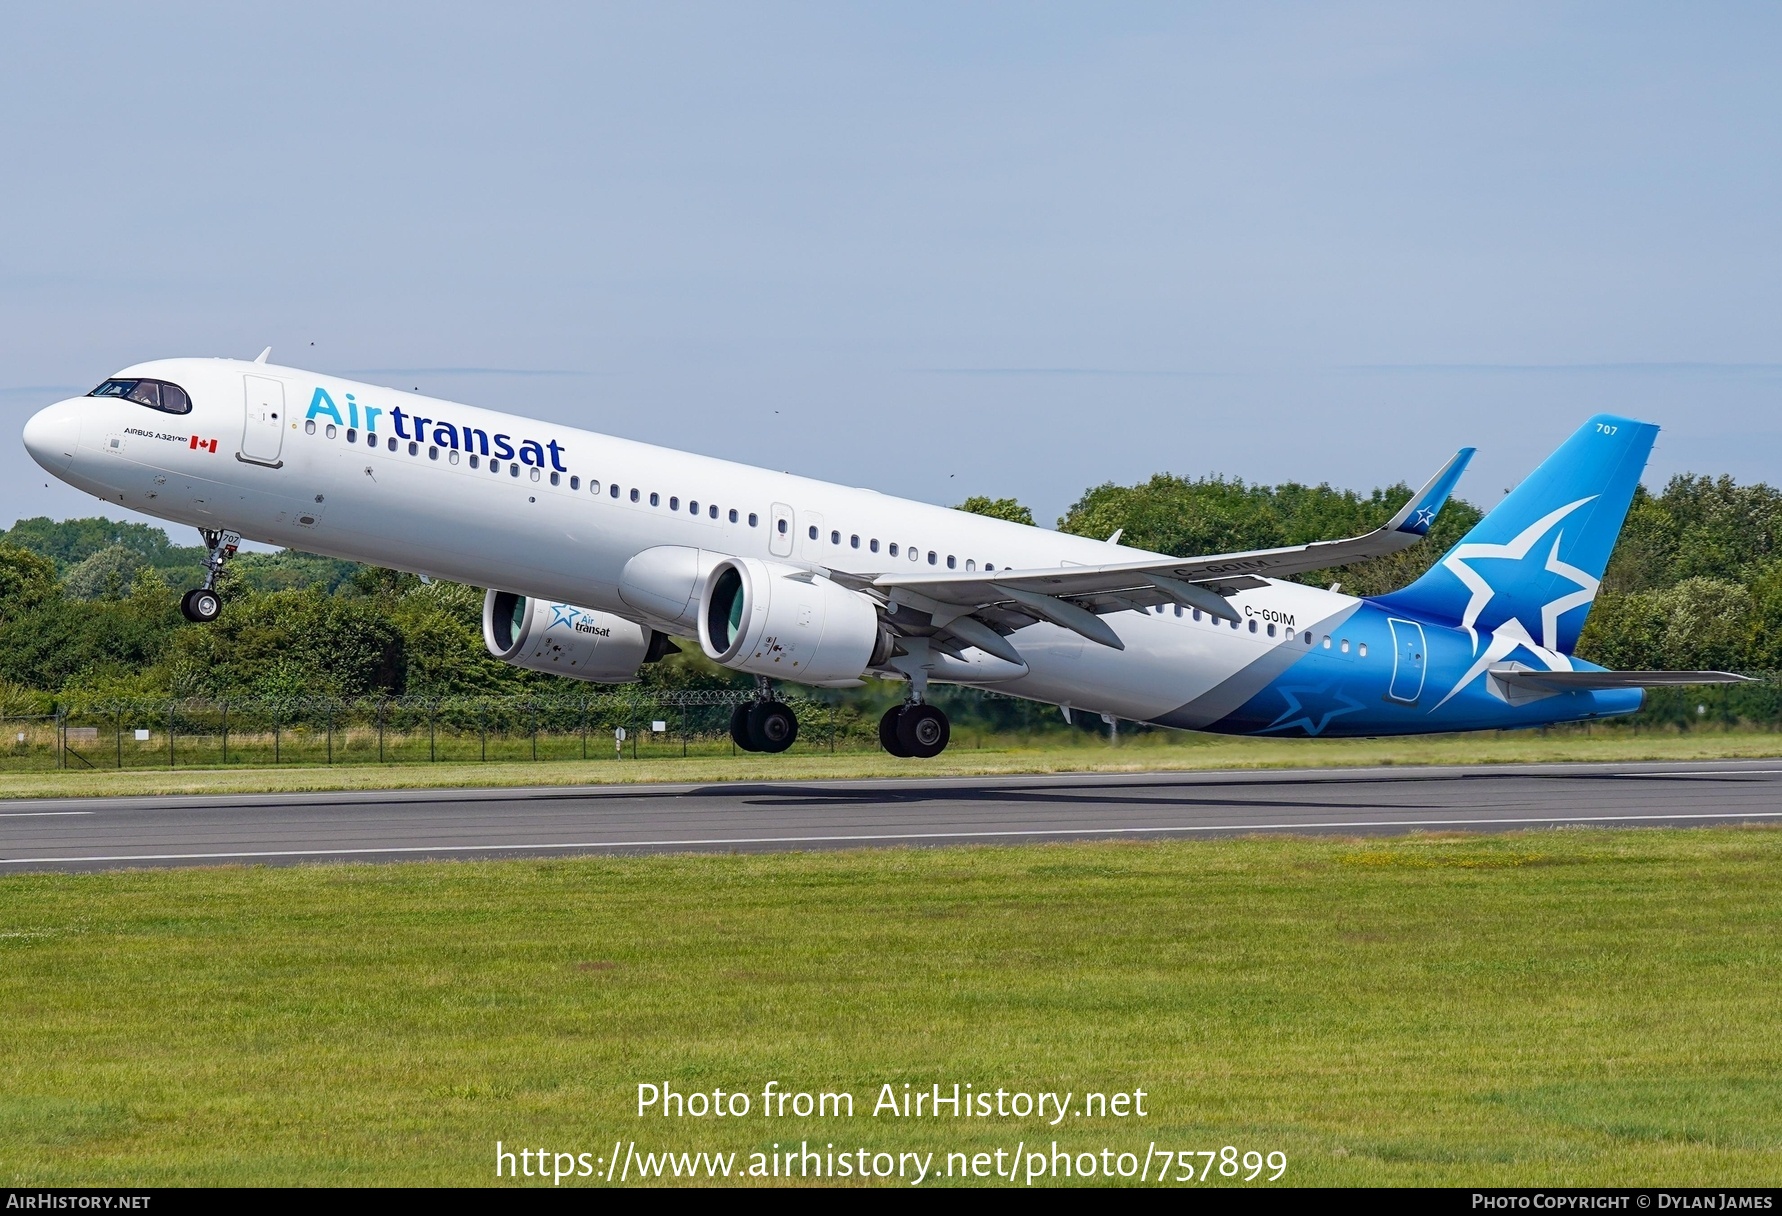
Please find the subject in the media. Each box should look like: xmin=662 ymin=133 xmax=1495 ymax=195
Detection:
xmin=1490 ymin=666 xmax=1754 ymax=691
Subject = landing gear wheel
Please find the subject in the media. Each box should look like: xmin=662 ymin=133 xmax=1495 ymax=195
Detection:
xmin=747 ymin=701 xmax=799 ymax=754
xmin=895 ymin=703 xmax=950 ymax=759
xmin=878 ymin=706 xmax=911 ymax=757
xmin=180 ymin=588 xmax=222 ymax=623
xmin=729 ymin=704 xmax=758 ymax=752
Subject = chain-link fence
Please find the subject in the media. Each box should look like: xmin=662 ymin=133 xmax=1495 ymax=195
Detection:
xmin=6 ymin=678 xmax=1777 ymax=772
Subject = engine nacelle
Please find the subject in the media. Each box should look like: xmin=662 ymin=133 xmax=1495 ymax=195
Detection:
xmin=483 ymin=590 xmax=674 ymax=683
xmin=698 ymin=558 xmax=892 ymax=685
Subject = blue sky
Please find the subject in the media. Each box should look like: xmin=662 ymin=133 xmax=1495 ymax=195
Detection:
xmin=3 ymin=3 xmax=1779 ymax=535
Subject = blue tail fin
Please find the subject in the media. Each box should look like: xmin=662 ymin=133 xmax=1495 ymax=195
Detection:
xmin=1375 ymin=414 xmax=1658 ymax=655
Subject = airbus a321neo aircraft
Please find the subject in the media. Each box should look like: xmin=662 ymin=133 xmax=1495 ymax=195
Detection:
xmin=22 ymin=355 xmax=1745 ymax=757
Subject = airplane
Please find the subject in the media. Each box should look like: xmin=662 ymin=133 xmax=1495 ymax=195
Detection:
xmin=21 ymin=354 xmax=1747 ymax=757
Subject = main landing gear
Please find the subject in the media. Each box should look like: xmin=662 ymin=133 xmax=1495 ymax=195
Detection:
xmin=730 ymin=679 xmax=799 ymax=753
xmin=179 ymin=528 xmax=239 ymax=623
xmin=878 ymin=702 xmax=950 ymax=759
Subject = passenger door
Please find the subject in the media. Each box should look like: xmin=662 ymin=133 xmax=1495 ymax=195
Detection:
xmin=1387 ymin=618 xmax=1427 ymax=703
xmin=240 ymin=376 xmax=285 ymax=466
xmin=769 ymin=502 xmax=794 ymax=558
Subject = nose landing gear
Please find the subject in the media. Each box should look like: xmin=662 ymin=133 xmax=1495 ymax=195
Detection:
xmin=180 ymin=529 xmax=239 ymax=623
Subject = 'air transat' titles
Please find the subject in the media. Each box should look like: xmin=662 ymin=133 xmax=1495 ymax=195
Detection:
xmin=305 ymin=387 xmax=569 ymax=472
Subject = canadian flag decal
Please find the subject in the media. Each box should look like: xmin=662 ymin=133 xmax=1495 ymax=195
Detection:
xmin=189 ymin=436 xmax=219 ymax=453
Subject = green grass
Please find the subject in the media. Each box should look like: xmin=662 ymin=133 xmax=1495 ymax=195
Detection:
xmin=3 ymin=727 xmax=1780 ymax=801
xmin=3 ymin=828 xmax=1781 ymax=1185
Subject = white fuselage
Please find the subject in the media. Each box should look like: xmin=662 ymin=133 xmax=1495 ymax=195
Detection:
xmin=25 ymin=357 xmax=1362 ymax=724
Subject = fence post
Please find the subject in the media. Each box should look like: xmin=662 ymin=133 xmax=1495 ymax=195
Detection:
xmin=429 ymin=702 xmax=436 ymax=763
xmin=531 ymin=704 xmax=537 ymax=762
xmin=829 ymin=705 xmax=835 ymax=754
xmin=326 ymin=706 xmax=333 ymax=765
xmin=221 ymin=700 xmax=229 ymax=765
xmin=480 ymin=709 xmax=487 ymax=762
xmin=168 ymin=700 xmax=175 ymax=770
xmin=581 ymin=698 xmax=588 ymax=761
xmin=56 ymin=705 xmax=64 ymax=770
xmin=115 ymin=708 xmax=122 ymax=770
xmin=378 ymin=701 xmax=386 ymax=763
xmin=274 ymin=706 xmax=281 ymax=765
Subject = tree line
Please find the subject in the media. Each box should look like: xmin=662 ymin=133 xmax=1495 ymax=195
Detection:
xmin=0 ymin=467 xmax=1773 ymax=724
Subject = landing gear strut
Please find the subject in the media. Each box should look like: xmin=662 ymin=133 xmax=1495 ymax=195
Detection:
xmin=180 ymin=529 xmax=238 ymax=623
xmin=879 ymin=638 xmax=952 ymax=758
xmin=730 ymin=678 xmax=799 ymax=754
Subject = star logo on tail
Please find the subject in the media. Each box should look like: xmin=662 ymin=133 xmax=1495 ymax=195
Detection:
xmin=1430 ymin=496 xmax=1599 ymax=710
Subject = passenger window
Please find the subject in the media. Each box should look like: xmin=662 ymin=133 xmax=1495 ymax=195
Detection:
xmin=630 ymin=488 xmax=640 ymax=502
xmin=808 ymin=525 xmax=818 ymax=540
xmin=468 ymin=454 xmax=478 ymax=468
xmin=888 ymin=543 xmax=898 ymax=556
xmin=449 ymin=451 xmax=459 ymax=465
xmin=429 ymin=446 xmax=438 ymax=460
xmin=709 ymin=505 xmax=718 ymax=519
xmin=870 ymin=539 xmax=879 ymax=553
xmin=649 ymin=492 xmax=659 ymax=505
xmin=1193 ymin=609 xmax=1201 ymax=622
xmin=831 ymin=530 xmax=840 ymax=545
xmin=305 ymin=419 xmax=316 ymax=435
xmin=964 ymin=558 xmax=975 ymax=570
xmin=550 ymin=472 xmax=560 ymax=486
xmin=1323 ymin=636 xmax=1331 ymax=649
xmin=669 ymin=496 xmax=678 ymax=510
xmin=1340 ymin=639 xmax=1350 ymax=654
xmin=512 ymin=465 xmax=522 ymax=478
xmin=927 ymin=551 xmax=937 ymax=565
xmin=1248 ymin=620 xmax=1257 ymax=633
xmin=347 ymin=428 xmax=357 ymax=443
xmin=387 ymin=437 xmax=397 ymax=451
xmin=490 ymin=460 xmax=500 ymax=473
xmin=728 ymin=508 xmax=737 ymax=522
xmin=777 ymin=519 xmax=788 ymax=534
xmin=1267 ymin=623 xmax=1277 ymax=637
xmin=1174 ymin=605 xmax=1182 ymax=617
xmin=851 ymin=535 xmax=860 ymax=549
xmin=689 ymin=500 xmax=698 ymax=514
xmin=910 ymin=547 xmax=920 ymax=562
xmin=408 ymin=441 xmax=418 ymax=455
xmin=326 ymin=424 xmax=337 ymax=438
xmin=1304 ymin=631 xmax=1312 ymax=645
xmin=985 ymin=563 xmax=994 ymax=572
xmin=749 ymin=513 xmax=758 ymax=527
xmin=1358 ymin=642 xmax=1368 ymax=657
xmin=1230 ymin=617 xmax=1239 ymax=629
xmin=946 ymin=555 xmax=956 ymax=568
xmin=570 ymin=476 xmax=580 ymax=490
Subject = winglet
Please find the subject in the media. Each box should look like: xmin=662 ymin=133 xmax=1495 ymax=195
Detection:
xmin=254 ymin=346 xmax=272 ymax=364
xmin=1384 ymin=447 xmax=1475 ymax=537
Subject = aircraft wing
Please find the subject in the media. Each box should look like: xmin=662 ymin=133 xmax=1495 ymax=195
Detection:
xmin=858 ymin=447 xmax=1475 ymax=658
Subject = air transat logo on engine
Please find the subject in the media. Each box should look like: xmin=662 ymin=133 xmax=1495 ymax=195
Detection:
xmin=305 ymin=387 xmax=569 ymax=472
xmin=549 ymin=604 xmax=610 ymax=637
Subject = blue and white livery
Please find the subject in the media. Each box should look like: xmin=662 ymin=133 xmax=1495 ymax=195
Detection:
xmin=22 ymin=356 xmax=1745 ymax=757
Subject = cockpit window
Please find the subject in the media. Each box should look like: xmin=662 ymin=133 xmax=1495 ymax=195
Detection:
xmin=89 ymin=378 xmax=192 ymax=415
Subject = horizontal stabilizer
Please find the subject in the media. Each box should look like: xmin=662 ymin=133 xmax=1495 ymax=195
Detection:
xmin=1490 ymin=664 xmax=1754 ymax=692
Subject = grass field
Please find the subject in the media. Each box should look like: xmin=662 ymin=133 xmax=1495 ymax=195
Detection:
xmin=2 ymin=728 xmax=1779 ymax=801
xmin=3 ymin=827 xmax=1780 ymax=1186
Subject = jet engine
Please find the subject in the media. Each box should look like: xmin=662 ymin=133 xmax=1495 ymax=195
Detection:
xmin=698 ymin=558 xmax=893 ymax=685
xmin=483 ymin=590 xmax=675 ymax=683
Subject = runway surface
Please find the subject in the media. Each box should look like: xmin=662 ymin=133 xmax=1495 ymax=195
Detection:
xmin=1 ymin=759 xmax=1780 ymax=872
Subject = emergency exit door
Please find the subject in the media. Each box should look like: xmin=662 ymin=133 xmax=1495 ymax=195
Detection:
xmin=1387 ymin=618 xmax=1427 ymax=703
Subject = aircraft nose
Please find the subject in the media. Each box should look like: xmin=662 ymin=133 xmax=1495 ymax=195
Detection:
xmin=23 ymin=401 xmax=81 ymax=473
